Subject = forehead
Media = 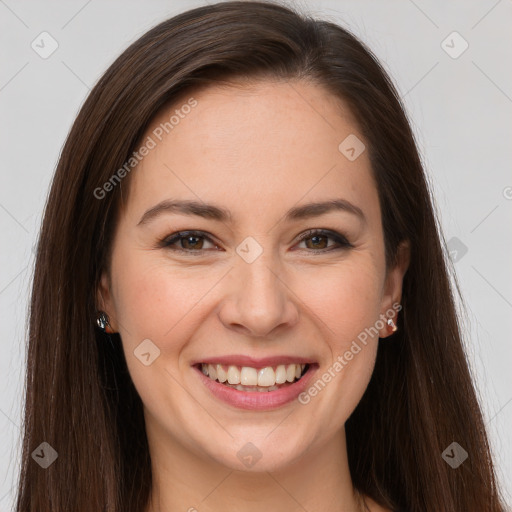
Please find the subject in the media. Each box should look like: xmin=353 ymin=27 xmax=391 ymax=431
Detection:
xmin=122 ymin=80 xmax=380 ymax=228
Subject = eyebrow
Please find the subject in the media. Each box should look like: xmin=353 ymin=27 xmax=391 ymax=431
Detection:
xmin=137 ymin=198 xmax=366 ymax=226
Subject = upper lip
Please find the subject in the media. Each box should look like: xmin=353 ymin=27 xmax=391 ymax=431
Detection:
xmin=191 ymin=355 xmax=316 ymax=368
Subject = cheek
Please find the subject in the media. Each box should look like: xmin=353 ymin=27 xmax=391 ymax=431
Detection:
xmin=295 ymin=261 xmax=382 ymax=415
xmin=295 ymin=258 xmax=383 ymax=343
xmin=110 ymin=254 xmax=210 ymax=411
xmin=111 ymin=250 xmax=226 ymax=348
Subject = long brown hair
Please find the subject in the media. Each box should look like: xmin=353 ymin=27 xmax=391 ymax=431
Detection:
xmin=16 ymin=1 xmax=506 ymax=511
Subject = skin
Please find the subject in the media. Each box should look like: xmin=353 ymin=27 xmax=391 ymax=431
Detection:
xmin=98 ymin=80 xmax=410 ymax=512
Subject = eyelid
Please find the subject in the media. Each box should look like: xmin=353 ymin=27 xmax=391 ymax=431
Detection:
xmin=296 ymin=228 xmax=349 ymax=243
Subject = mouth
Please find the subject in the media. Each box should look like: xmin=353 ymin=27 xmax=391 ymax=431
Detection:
xmin=192 ymin=359 xmax=318 ymax=410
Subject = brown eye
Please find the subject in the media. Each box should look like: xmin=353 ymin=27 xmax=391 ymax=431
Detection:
xmin=304 ymin=234 xmax=329 ymax=249
xmin=161 ymin=231 xmax=218 ymax=252
xmin=296 ymin=229 xmax=352 ymax=252
xmin=180 ymin=234 xmax=204 ymax=250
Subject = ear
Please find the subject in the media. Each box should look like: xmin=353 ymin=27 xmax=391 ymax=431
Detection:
xmin=96 ymin=270 xmax=118 ymax=332
xmin=378 ymin=240 xmax=410 ymax=338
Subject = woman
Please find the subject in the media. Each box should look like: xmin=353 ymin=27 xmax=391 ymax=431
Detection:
xmin=15 ymin=1 xmax=507 ymax=511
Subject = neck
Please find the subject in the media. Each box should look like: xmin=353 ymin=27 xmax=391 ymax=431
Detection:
xmin=144 ymin=419 xmax=364 ymax=512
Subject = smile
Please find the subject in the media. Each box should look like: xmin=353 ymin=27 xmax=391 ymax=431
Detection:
xmin=192 ymin=359 xmax=318 ymax=410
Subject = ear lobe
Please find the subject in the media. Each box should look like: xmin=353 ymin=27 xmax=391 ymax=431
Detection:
xmin=379 ymin=240 xmax=410 ymax=337
xmin=96 ymin=271 xmax=119 ymax=332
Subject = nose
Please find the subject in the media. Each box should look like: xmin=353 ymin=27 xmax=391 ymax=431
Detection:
xmin=217 ymin=252 xmax=300 ymax=338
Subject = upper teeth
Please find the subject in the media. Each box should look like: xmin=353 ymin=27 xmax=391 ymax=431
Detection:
xmin=201 ymin=363 xmax=306 ymax=387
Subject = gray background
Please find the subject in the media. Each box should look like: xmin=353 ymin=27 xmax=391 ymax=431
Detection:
xmin=1 ymin=0 xmax=511 ymax=509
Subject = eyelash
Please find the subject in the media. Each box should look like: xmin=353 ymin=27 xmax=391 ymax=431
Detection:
xmin=159 ymin=229 xmax=352 ymax=255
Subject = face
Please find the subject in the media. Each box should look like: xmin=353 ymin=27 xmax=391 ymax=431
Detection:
xmin=98 ymin=80 xmax=409 ymax=472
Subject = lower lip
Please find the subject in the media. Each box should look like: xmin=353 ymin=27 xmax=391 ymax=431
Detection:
xmin=193 ymin=364 xmax=318 ymax=411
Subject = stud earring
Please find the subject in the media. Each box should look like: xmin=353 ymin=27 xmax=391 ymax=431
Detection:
xmin=96 ymin=311 xmax=114 ymax=333
xmin=387 ymin=318 xmax=398 ymax=333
